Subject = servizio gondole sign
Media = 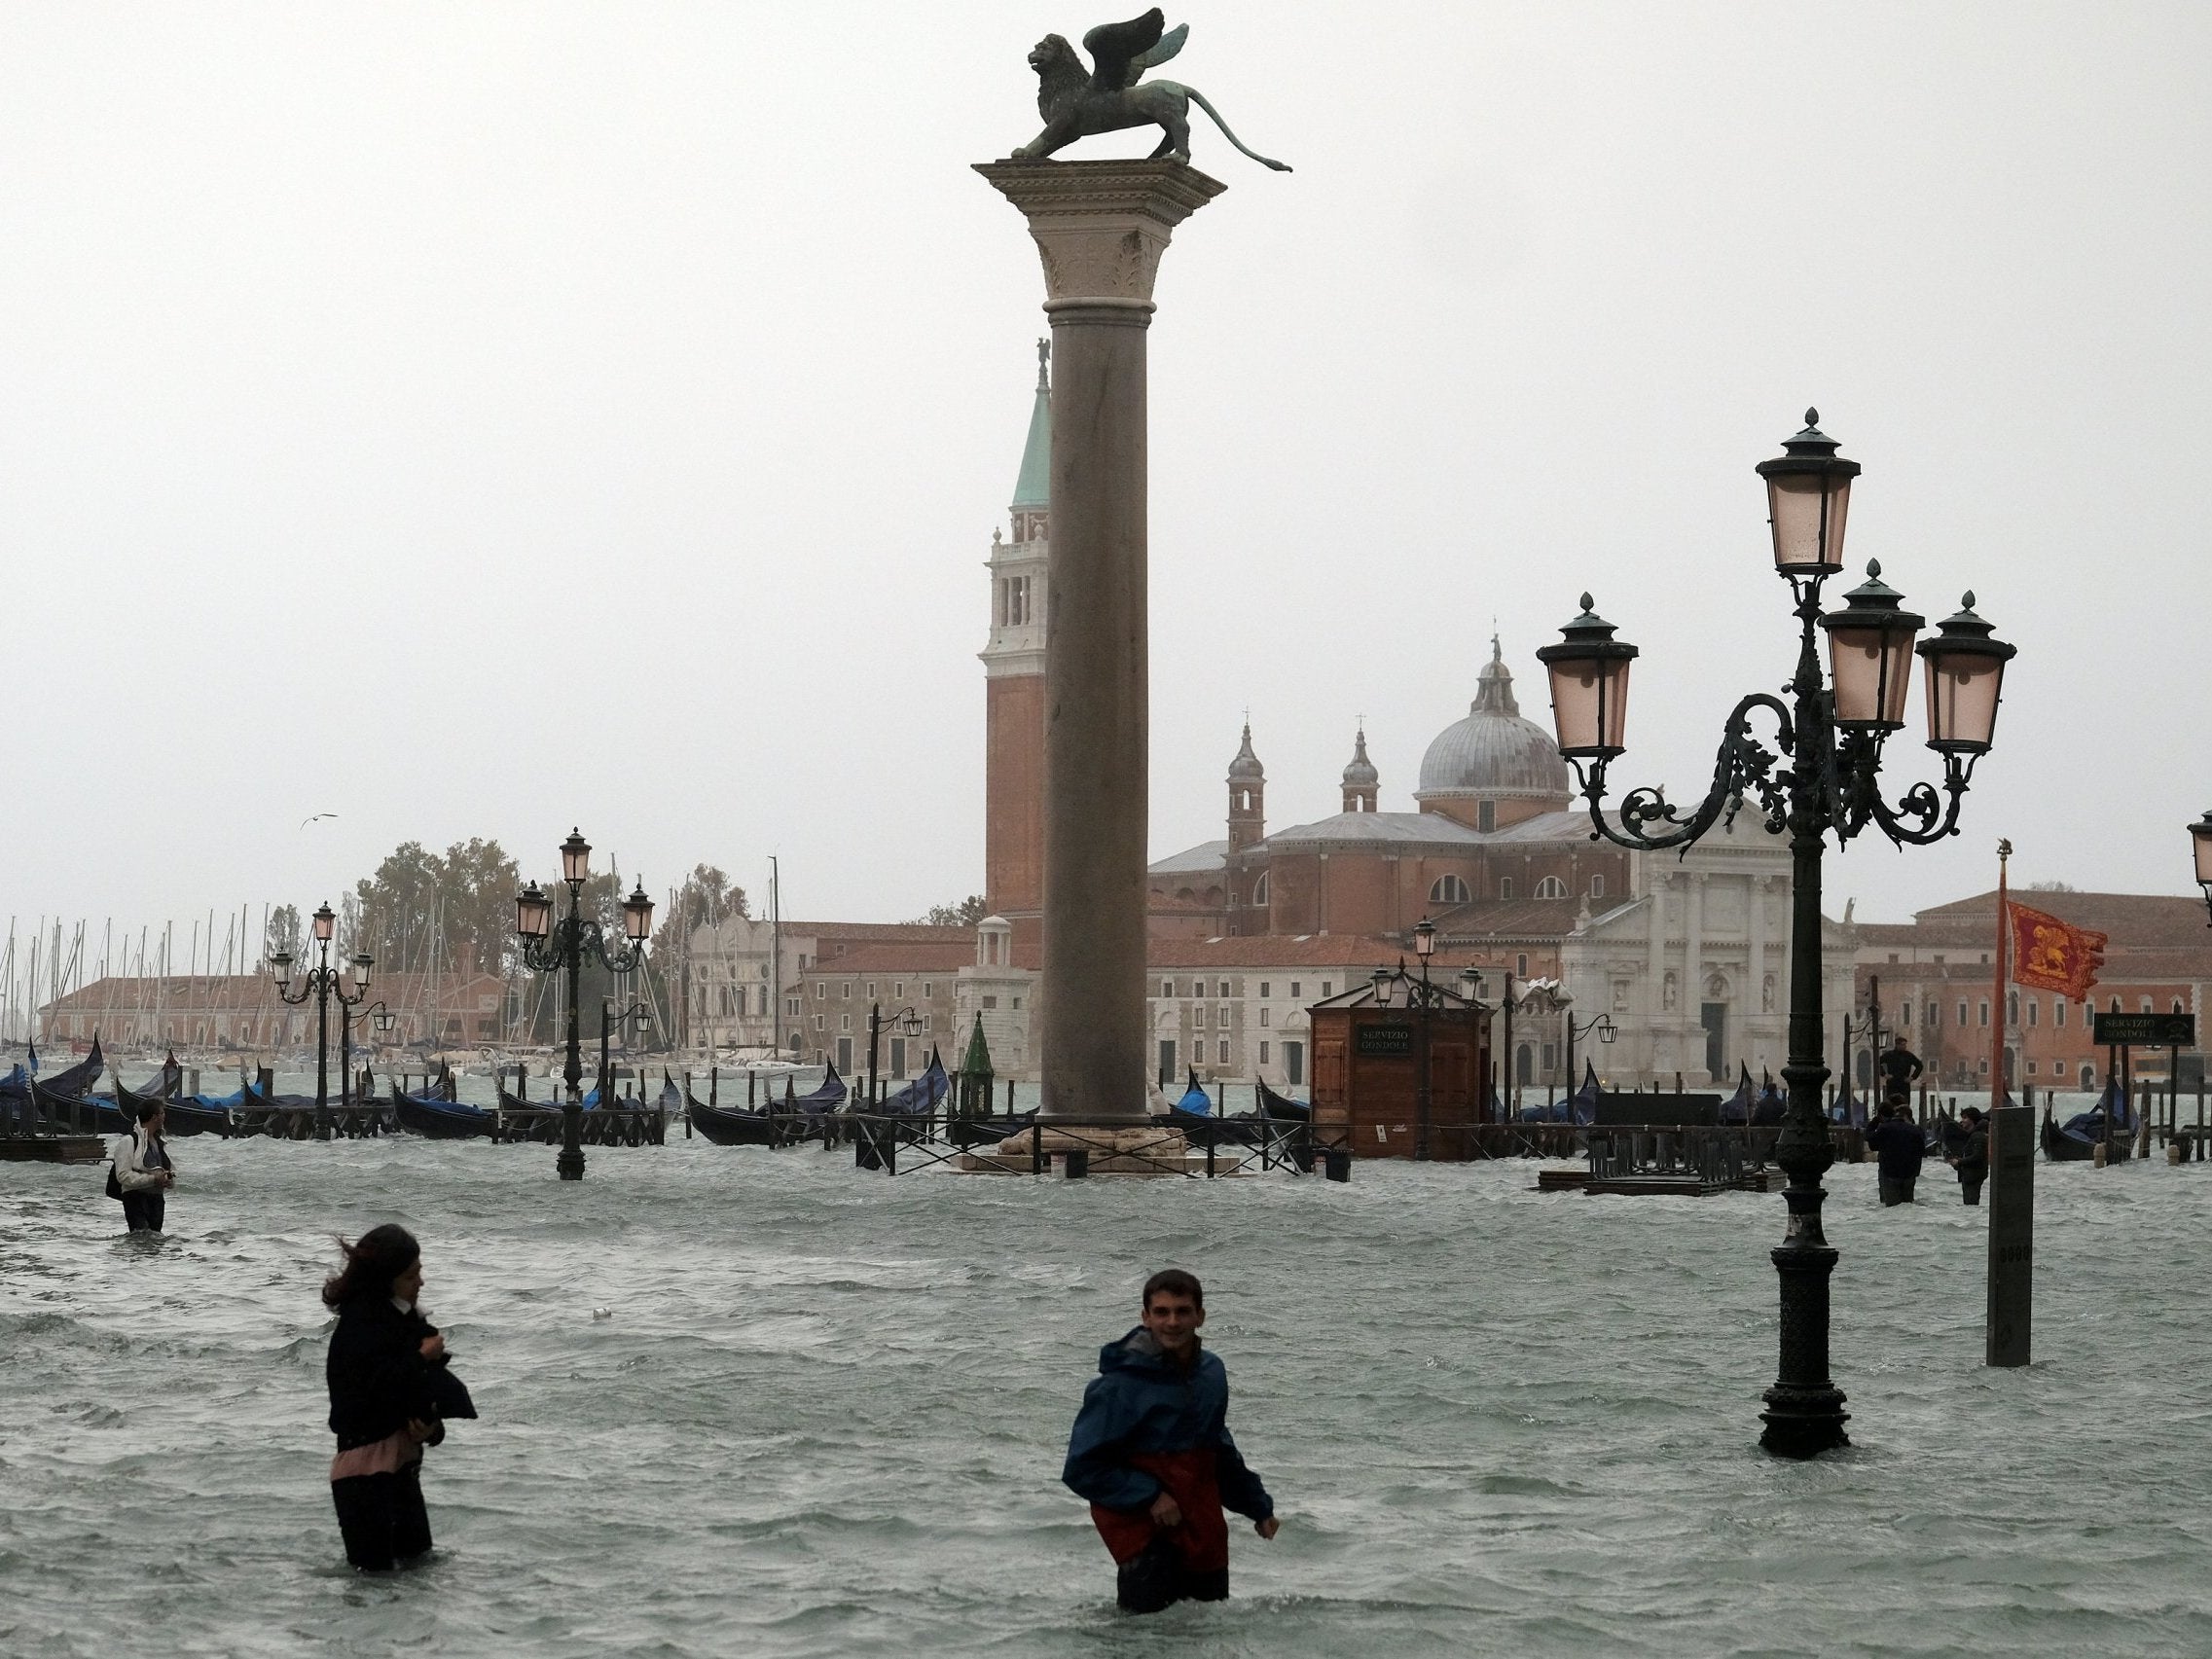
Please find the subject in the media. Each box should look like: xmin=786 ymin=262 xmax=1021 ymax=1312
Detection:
xmin=2090 ymin=1012 xmax=2195 ymax=1048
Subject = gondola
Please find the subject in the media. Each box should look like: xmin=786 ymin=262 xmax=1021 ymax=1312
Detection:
xmin=1518 ymin=1061 xmax=1601 ymax=1126
xmin=28 ymin=1037 xmax=128 ymax=1135
xmin=116 ymin=1056 xmax=235 ymax=1137
xmin=683 ymin=1068 xmax=782 ymax=1147
xmin=8 ymin=1038 xmax=107 ymax=1132
xmin=1160 ymin=1068 xmax=1273 ymax=1149
xmin=2043 ymin=1082 xmax=2132 ymax=1163
xmin=389 ymin=1080 xmax=495 ymax=1139
xmin=793 ymin=1062 xmax=849 ymax=1115
xmin=861 ymin=1053 xmax=950 ymax=1147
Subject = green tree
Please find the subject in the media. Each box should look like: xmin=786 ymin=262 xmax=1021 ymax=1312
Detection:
xmin=911 ymin=895 xmax=987 ymax=927
xmin=353 ymin=838 xmax=522 ymax=979
xmin=264 ymin=904 xmax=302 ymax=965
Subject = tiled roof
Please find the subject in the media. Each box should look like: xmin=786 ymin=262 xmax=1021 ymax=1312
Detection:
xmin=1143 ymin=934 xmax=1437 ymax=969
xmin=1149 ymin=841 xmax=1230 ymax=875
xmin=784 ymin=921 xmax=973 ymax=943
xmin=1913 ymin=890 xmax=2210 ymax=950
xmin=1263 ymin=811 xmax=1485 ymax=848
xmin=1427 ymin=898 xmax=1585 ymax=939
xmin=798 ymin=943 xmax=975 ymax=975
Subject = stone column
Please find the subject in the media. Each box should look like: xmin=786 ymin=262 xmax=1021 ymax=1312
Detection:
xmin=977 ymin=160 xmax=1224 ymax=1120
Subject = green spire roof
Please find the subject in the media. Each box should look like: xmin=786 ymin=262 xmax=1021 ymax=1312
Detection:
xmin=1011 ymin=338 xmax=1051 ymax=511
xmin=958 ymin=1012 xmax=996 ymax=1080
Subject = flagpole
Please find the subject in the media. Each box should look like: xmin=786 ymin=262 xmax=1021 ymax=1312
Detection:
xmin=1991 ymin=839 xmax=2012 ymax=1115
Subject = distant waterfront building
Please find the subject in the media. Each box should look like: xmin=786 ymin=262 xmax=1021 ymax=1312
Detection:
xmin=36 ymin=956 xmax=508 ymax=1052
xmin=685 ymin=919 xmax=974 ymax=1066
xmin=1855 ymin=891 xmax=2210 ymax=1093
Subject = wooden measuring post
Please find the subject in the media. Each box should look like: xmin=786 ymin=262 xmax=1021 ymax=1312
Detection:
xmin=1986 ymin=1104 xmax=2035 ymax=1367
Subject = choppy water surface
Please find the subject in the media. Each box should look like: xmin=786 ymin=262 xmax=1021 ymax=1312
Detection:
xmin=4 ymin=1137 xmax=2209 ymax=1657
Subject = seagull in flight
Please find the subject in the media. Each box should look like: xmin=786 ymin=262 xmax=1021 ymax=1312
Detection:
xmin=301 ymin=812 xmax=339 ymax=828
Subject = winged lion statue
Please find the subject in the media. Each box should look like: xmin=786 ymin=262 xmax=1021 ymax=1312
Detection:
xmin=1011 ymin=9 xmax=1291 ymax=173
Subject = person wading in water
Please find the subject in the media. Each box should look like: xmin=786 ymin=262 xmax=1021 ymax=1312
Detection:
xmin=1063 ymin=1269 xmax=1277 ymax=1613
xmin=111 ymin=1099 xmax=175 ymax=1232
xmin=323 ymin=1225 xmax=475 ymax=1571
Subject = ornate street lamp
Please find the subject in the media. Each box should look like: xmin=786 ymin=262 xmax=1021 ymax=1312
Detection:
xmin=2191 ymin=811 xmax=2212 ymax=926
xmin=1412 ymin=918 xmax=1437 ymax=1160
xmin=513 ymin=829 xmax=653 ymax=1180
xmin=864 ymin=1003 xmax=927 ymax=1107
xmin=1536 ymin=411 xmax=2015 ymax=1459
xmin=341 ymin=993 xmax=393 ymax=1114
xmin=269 ymin=903 xmax=372 ymax=1138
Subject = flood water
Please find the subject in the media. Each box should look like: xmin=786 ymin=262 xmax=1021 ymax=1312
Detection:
xmin=3 ymin=1136 xmax=2208 ymax=1657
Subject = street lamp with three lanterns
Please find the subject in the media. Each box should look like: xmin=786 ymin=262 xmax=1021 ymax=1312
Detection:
xmin=513 ymin=828 xmax=654 ymax=1181
xmin=270 ymin=902 xmax=373 ymax=1139
xmin=1535 ymin=410 xmax=2017 ymax=1460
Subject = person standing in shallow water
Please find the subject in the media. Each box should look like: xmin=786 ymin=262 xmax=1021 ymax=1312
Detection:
xmin=1947 ymin=1106 xmax=1990 ymax=1206
xmin=323 ymin=1225 xmax=474 ymax=1571
xmin=1063 ymin=1269 xmax=1278 ymax=1614
xmin=1865 ymin=1102 xmax=1926 ymax=1206
xmin=112 ymin=1100 xmax=174 ymax=1232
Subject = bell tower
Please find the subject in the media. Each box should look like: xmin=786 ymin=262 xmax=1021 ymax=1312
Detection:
xmin=1226 ymin=722 xmax=1266 ymax=853
xmin=981 ymin=342 xmax=1052 ymax=940
xmin=1341 ymin=724 xmax=1379 ymax=812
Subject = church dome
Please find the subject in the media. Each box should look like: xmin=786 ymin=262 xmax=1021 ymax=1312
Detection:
xmin=1415 ymin=640 xmax=1572 ymax=806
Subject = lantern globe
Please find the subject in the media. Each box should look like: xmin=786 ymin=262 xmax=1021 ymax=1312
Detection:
xmin=312 ymin=903 xmax=337 ymax=943
xmin=1414 ymin=917 xmax=1436 ymax=958
xmin=351 ymin=952 xmax=375 ymax=990
xmin=1915 ymin=593 xmax=2017 ymax=754
xmin=1819 ymin=560 xmax=1924 ymax=730
xmin=560 ymin=829 xmax=591 ymax=886
xmin=623 ymin=882 xmax=655 ymax=943
xmin=516 ymin=881 xmax=553 ymax=940
xmin=1369 ymin=966 xmax=1392 ymax=1002
xmin=2191 ymin=811 xmax=2212 ymax=903
xmin=1755 ymin=410 xmax=1861 ymax=576
xmin=1535 ymin=595 xmax=1640 ymax=759
xmin=270 ymin=950 xmax=294 ymax=989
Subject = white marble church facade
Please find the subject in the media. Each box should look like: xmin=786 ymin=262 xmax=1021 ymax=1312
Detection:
xmin=1556 ymin=816 xmax=1857 ymax=1090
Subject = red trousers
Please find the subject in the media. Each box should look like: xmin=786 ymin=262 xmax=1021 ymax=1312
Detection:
xmin=1089 ymin=1448 xmax=1230 ymax=1572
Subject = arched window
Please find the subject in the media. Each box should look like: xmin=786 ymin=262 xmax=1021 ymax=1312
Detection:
xmin=1499 ymin=877 xmax=1515 ymax=900
xmin=1533 ymin=876 xmax=1566 ymax=899
xmin=1429 ymin=874 xmax=1470 ymax=905
xmin=1589 ymin=874 xmax=1605 ymax=898
xmin=1251 ymin=872 xmax=1269 ymax=907
xmin=2081 ymin=1063 xmax=2095 ymax=1090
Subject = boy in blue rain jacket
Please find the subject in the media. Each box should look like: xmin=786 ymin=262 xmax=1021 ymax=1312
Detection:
xmin=1063 ymin=1269 xmax=1278 ymax=1613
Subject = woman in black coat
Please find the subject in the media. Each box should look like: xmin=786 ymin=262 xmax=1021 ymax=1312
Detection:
xmin=323 ymin=1225 xmax=473 ymax=1570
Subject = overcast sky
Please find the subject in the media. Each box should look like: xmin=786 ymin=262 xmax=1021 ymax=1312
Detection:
xmin=4 ymin=2 xmax=2207 ymax=969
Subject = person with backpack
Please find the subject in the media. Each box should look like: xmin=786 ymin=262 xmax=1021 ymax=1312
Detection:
xmin=110 ymin=1099 xmax=175 ymax=1232
xmin=323 ymin=1225 xmax=475 ymax=1571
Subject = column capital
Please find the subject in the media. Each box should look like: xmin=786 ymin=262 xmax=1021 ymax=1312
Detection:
xmin=975 ymin=159 xmax=1225 ymax=310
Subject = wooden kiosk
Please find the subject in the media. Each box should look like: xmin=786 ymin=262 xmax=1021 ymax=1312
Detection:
xmin=1310 ymin=967 xmax=1492 ymax=1160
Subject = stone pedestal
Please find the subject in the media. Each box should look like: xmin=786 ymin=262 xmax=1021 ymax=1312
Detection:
xmin=976 ymin=160 xmax=1224 ymax=1121
xmin=962 ymin=1122 xmax=1208 ymax=1177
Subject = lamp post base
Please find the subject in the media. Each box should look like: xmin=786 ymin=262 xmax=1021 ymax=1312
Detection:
xmin=1759 ymin=1228 xmax=1849 ymax=1459
xmin=559 ymin=1100 xmax=586 ymax=1181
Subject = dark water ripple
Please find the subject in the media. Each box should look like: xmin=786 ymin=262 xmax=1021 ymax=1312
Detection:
xmin=3 ymin=1139 xmax=2210 ymax=1656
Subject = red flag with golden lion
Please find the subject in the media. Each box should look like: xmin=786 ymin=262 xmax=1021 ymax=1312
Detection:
xmin=2006 ymin=902 xmax=2107 ymax=1001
